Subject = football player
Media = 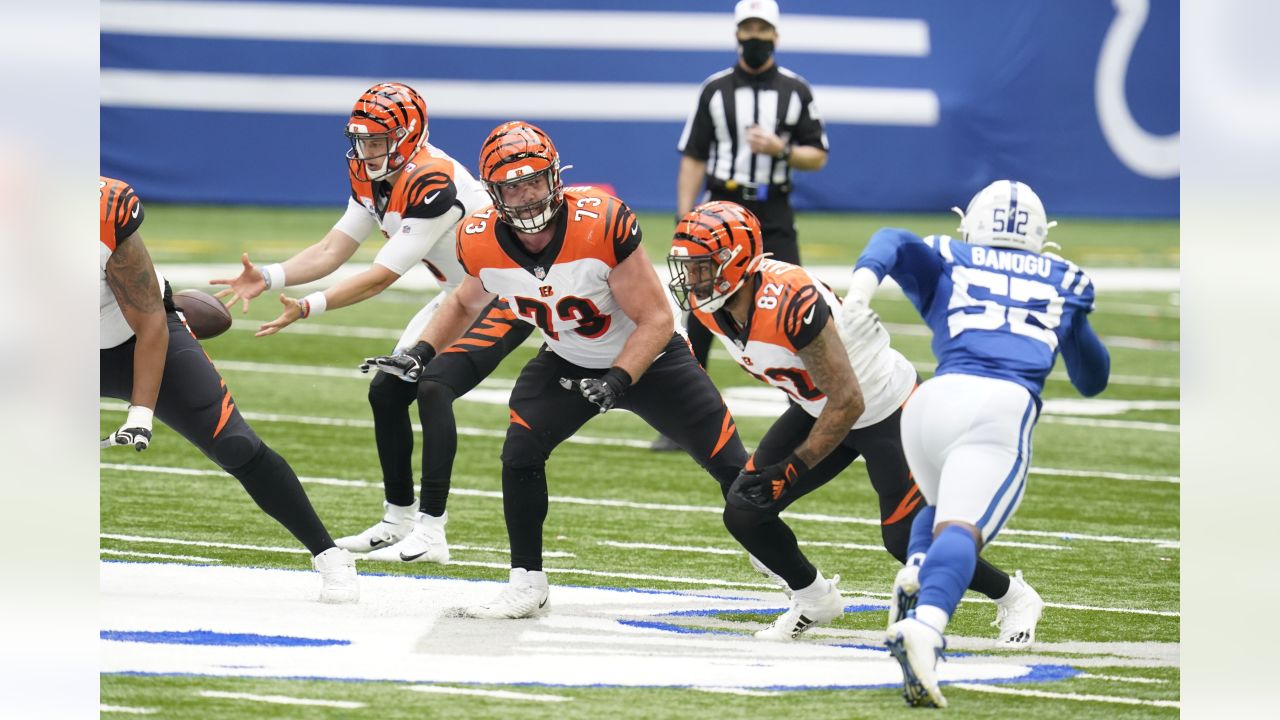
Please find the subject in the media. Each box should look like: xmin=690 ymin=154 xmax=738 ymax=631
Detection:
xmin=853 ymin=180 xmax=1110 ymax=707
xmin=210 ymin=83 xmax=533 ymax=564
xmin=366 ymin=121 xmax=750 ymax=618
xmin=667 ymin=201 xmax=1041 ymax=642
xmin=99 ymin=177 xmax=358 ymax=603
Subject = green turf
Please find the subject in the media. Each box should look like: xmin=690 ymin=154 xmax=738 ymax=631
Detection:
xmin=101 ymin=203 xmax=1180 ymax=717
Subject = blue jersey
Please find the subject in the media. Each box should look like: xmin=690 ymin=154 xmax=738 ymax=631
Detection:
xmin=855 ymin=228 xmax=1109 ymax=399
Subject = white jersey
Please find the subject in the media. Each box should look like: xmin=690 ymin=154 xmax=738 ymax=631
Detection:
xmin=456 ymin=187 xmax=657 ymax=369
xmin=693 ymin=260 xmax=915 ymax=428
xmin=339 ymin=142 xmax=491 ymax=292
xmin=100 ymin=176 xmax=166 ymax=349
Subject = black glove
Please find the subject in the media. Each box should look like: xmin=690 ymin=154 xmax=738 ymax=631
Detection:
xmin=574 ymin=367 xmax=632 ymax=414
xmin=101 ymin=405 xmax=154 ymax=452
xmin=728 ymin=453 xmax=810 ymax=510
xmin=359 ymin=341 xmax=436 ymax=383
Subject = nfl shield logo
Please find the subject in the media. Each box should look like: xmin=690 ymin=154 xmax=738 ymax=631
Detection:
xmin=534 ymin=266 xmax=547 ymax=280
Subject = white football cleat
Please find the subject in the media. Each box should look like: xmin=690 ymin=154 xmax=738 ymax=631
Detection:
xmin=885 ymin=617 xmax=948 ymax=708
xmin=748 ymin=554 xmax=792 ymax=600
xmin=365 ymin=511 xmax=450 ymax=564
xmin=755 ymin=574 xmax=844 ymax=641
xmin=992 ymin=570 xmax=1044 ymax=647
xmin=334 ymin=501 xmax=417 ymax=553
xmin=463 ymin=568 xmax=550 ymax=619
xmin=888 ymin=558 xmax=923 ymax=630
xmin=312 ymin=547 xmax=359 ymax=604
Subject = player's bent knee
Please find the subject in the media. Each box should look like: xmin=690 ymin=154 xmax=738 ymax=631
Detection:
xmin=722 ymin=503 xmax=774 ymax=539
xmin=210 ymin=427 xmax=263 ymax=471
xmin=368 ymin=371 xmax=416 ymax=412
xmin=416 ymin=379 xmax=457 ymax=411
xmin=500 ymin=424 xmax=548 ymax=468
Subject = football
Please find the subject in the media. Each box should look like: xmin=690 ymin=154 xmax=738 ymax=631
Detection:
xmin=173 ymin=289 xmax=233 ymax=340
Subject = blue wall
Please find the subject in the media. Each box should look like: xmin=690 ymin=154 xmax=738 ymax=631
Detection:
xmin=101 ymin=0 xmax=1178 ymax=217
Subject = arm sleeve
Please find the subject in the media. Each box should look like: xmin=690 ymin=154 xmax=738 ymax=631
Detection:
xmin=374 ymin=204 xmax=464 ymax=277
xmin=677 ymin=82 xmax=716 ymax=159
xmin=610 ymin=202 xmax=642 ymax=264
xmin=1061 ymin=313 xmax=1110 ymax=397
xmin=791 ymin=82 xmax=830 ymax=151
xmin=401 ymin=172 xmax=461 ymax=221
xmin=854 ymin=228 xmax=945 ymax=313
xmin=783 ymin=285 xmax=831 ymax=350
xmin=332 ymin=197 xmax=378 ymax=244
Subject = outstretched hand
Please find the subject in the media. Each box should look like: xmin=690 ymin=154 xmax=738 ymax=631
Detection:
xmin=210 ymin=253 xmax=266 ymax=314
xmin=255 ymin=294 xmax=304 ymax=337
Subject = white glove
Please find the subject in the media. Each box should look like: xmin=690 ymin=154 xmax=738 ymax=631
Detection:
xmin=102 ymin=405 xmax=154 ymax=451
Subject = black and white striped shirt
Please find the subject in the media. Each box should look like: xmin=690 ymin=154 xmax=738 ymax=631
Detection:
xmin=677 ymin=64 xmax=829 ymax=190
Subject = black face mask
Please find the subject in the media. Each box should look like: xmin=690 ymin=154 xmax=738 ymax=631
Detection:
xmin=738 ymin=38 xmax=775 ymax=70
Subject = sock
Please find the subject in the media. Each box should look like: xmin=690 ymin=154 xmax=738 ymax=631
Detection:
xmin=915 ymin=605 xmax=950 ymax=634
xmin=502 ymin=463 xmax=549 ymax=571
xmin=969 ymin=559 xmax=1012 ymax=600
xmin=916 ymin=525 xmax=979 ymax=624
xmin=793 ymin=570 xmax=831 ymax=604
xmin=417 ymin=381 xmax=458 ymax=516
xmin=230 ymin=444 xmax=334 ymax=556
xmin=907 ymin=504 xmax=937 ymax=558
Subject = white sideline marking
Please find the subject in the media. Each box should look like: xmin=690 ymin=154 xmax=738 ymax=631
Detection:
xmin=403 ymin=685 xmax=571 ymax=703
xmin=1039 ymin=415 xmax=1178 ymax=433
xmin=197 ymin=690 xmax=365 ymax=709
xmin=97 ymin=532 xmax=1179 ymax=617
xmin=99 ymin=462 xmax=1181 ymax=548
xmin=602 ymin=539 xmax=1070 ymax=556
xmin=694 ymin=687 xmax=783 ymax=697
xmin=101 ymin=549 xmax=221 ymax=563
xmin=101 ymin=532 xmax=573 ymax=559
xmin=948 ymin=683 xmax=1179 ymax=708
xmin=1076 ymin=673 xmax=1170 ymax=684
xmin=99 ymin=402 xmax=1181 ymax=477
xmin=100 ymin=705 xmax=157 ymax=715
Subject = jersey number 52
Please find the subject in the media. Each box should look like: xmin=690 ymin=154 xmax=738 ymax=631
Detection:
xmin=947 ymin=266 xmax=1065 ymax=349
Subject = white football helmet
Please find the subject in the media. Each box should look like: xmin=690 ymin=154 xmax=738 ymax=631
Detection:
xmin=952 ymin=180 xmax=1057 ymax=253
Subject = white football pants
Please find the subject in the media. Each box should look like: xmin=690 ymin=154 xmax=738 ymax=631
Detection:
xmin=900 ymin=373 xmax=1039 ymax=543
xmin=393 ymin=291 xmax=449 ymax=354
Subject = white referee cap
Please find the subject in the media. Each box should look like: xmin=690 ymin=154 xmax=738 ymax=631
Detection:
xmin=734 ymin=0 xmax=780 ymax=29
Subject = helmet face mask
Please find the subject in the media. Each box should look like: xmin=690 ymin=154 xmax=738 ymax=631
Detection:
xmin=345 ymin=82 xmax=427 ymax=184
xmin=667 ymin=201 xmax=763 ymax=314
xmin=954 ymin=180 xmax=1056 ymax=253
xmin=479 ymin=122 xmax=564 ymax=233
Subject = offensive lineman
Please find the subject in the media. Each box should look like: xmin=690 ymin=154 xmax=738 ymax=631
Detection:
xmin=99 ymin=176 xmax=358 ymax=603
xmin=667 ymin=201 xmax=1042 ymax=643
xmin=210 ymin=83 xmax=533 ymax=565
xmin=853 ymin=180 xmax=1110 ymax=707
xmin=366 ymin=121 xmax=751 ymax=618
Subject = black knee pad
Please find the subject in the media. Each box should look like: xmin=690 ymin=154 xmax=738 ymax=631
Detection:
xmin=211 ymin=425 xmax=263 ymax=471
xmin=368 ymin=371 xmax=417 ymax=413
xmin=501 ymin=424 xmax=548 ymax=468
xmin=722 ymin=502 xmax=773 ymax=540
xmin=416 ymin=379 xmax=457 ymax=411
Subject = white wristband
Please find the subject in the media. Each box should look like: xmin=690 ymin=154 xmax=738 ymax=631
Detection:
xmin=125 ymin=404 xmax=154 ymax=430
xmin=302 ymin=291 xmax=328 ymax=318
xmin=261 ymin=263 xmax=287 ymax=291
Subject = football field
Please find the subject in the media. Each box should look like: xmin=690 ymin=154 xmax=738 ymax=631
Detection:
xmin=100 ymin=206 xmax=1179 ymax=718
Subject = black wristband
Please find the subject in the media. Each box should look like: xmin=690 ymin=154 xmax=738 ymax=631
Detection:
xmin=407 ymin=340 xmax=437 ymax=365
xmin=604 ymin=366 xmax=633 ymax=391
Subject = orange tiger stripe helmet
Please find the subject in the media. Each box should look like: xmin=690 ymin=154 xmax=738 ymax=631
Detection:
xmin=345 ymin=82 xmax=428 ymax=182
xmin=667 ymin=201 xmax=765 ymax=313
xmin=478 ymin=121 xmax=564 ymax=233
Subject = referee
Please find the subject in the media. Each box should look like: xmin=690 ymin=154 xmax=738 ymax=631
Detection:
xmin=654 ymin=0 xmax=828 ymax=451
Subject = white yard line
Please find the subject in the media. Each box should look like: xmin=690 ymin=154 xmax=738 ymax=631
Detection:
xmin=100 ymin=706 xmax=157 ymax=715
xmin=402 ymin=685 xmax=571 ymax=702
xmin=99 ymin=402 xmax=1181 ymax=474
xmin=601 ymin=539 xmax=1070 ymax=556
xmin=948 ymin=683 xmax=1179 ymax=708
xmin=100 ymin=462 xmax=1180 ymax=548
xmin=693 ymin=687 xmax=783 ymax=697
xmin=98 ymin=534 xmax=1177 ymax=616
xmin=100 ymin=549 xmax=221 ymax=563
xmin=1076 ymin=673 xmax=1170 ymax=684
xmin=1040 ymin=415 xmax=1178 ymax=433
xmin=884 ymin=322 xmax=1179 ymax=352
xmin=197 ymin=690 xmax=365 ymax=709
